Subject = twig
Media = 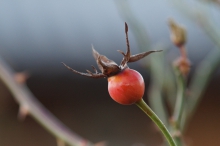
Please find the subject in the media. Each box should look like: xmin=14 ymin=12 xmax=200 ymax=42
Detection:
xmin=0 ymin=57 xmax=93 ymax=146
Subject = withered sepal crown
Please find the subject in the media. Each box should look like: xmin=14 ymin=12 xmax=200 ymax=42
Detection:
xmin=62 ymin=22 xmax=162 ymax=78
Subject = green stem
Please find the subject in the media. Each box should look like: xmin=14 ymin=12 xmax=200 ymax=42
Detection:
xmin=181 ymin=48 xmax=220 ymax=131
xmin=170 ymin=67 xmax=186 ymax=146
xmin=173 ymin=68 xmax=186 ymax=129
xmin=135 ymin=99 xmax=177 ymax=146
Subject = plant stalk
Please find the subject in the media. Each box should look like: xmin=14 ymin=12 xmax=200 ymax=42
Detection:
xmin=173 ymin=67 xmax=186 ymax=129
xmin=136 ymin=99 xmax=177 ymax=146
xmin=0 ymin=57 xmax=93 ymax=146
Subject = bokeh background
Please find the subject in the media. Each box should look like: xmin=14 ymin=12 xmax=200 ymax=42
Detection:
xmin=0 ymin=1 xmax=220 ymax=146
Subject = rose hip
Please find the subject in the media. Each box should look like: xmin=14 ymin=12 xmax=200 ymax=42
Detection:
xmin=62 ymin=22 xmax=161 ymax=104
xmin=108 ymin=68 xmax=145 ymax=105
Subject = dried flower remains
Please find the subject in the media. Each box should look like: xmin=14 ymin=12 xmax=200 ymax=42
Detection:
xmin=62 ymin=22 xmax=162 ymax=78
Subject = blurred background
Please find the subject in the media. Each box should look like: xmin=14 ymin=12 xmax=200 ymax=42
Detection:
xmin=0 ymin=0 xmax=220 ymax=146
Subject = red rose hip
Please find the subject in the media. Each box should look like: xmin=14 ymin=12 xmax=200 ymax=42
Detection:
xmin=62 ymin=22 xmax=161 ymax=105
xmin=108 ymin=68 xmax=145 ymax=105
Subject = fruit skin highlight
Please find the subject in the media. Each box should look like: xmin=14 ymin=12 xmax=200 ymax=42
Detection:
xmin=108 ymin=68 xmax=145 ymax=105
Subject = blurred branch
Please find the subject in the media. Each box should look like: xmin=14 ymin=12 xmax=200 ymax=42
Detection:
xmin=172 ymin=67 xmax=185 ymax=129
xmin=169 ymin=66 xmax=186 ymax=146
xmin=201 ymin=0 xmax=220 ymax=7
xmin=181 ymin=48 xmax=220 ymax=130
xmin=148 ymin=47 xmax=169 ymax=127
xmin=169 ymin=0 xmax=220 ymax=49
xmin=168 ymin=19 xmax=190 ymax=145
xmin=0 ymin=57 xmax=94 ymax=146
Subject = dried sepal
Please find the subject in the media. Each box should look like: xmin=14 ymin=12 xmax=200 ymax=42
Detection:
xmin=118 ymin=23 xmax=162 ymax=67
xmin=86 ymin=70 xmax=93 ymax=75
xmin=92 ymin=46 xmax=104 ymax=72
xmin=119 ymin=22 xmax=131 ymax=68
xmin=62 ymin=46 xmax=121 ymax=78
xmin=92 ymin=46 xmax=121 ymax=76
xmin=128 ymin=50 xmax=163 ymax=62
xmin=91 ymin=65 xmax=98 ymax=74
xmin=118 ymin=50 xmax=163 ymax=63
xmin=62 ymin=62 xmax=106 ymax=78
xmin=62 ymin=22 xmax=163 ymax=78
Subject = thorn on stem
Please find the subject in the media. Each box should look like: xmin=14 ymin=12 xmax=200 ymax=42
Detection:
xmin=94 ymin=141 xmax=107 ymax=146
xmin=57 ymin=138 xmax=65 ymax=146
xmin=172 ymin=130 xmax=182 ymax=138
xmin=14 ymin=71 xmax=29 ymax=84
xmin=18 ymin=105 xmax=29 ymax=121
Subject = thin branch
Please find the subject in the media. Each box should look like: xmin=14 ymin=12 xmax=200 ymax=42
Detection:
xmin=0 ymin=57 xmax=94 ymax=146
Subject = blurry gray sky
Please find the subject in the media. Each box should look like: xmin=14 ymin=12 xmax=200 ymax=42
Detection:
xmin=0 ymin=0 xmax=217 ymax=75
